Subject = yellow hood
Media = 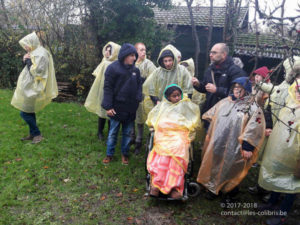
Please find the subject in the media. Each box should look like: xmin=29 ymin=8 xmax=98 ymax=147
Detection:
xmin=19 ymin=32 xmax=41 ymax=52
xmin=102 ymin=41 xmax=121 ymax=62
xmin=157 ymin=45 xmax=178 ymax=71
xmin=180 ymin=58 xmax=195 ymax=76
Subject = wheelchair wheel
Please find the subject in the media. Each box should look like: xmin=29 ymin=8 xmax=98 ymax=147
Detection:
xmin=187 ymin=182 xmax=201 ymax=198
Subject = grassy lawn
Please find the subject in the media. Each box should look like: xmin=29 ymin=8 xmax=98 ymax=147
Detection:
xmin=0 ymin=88 xmax=299 ymax=225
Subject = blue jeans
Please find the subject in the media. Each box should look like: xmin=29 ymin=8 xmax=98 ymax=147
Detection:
xmin=106 ymin=118 xmax=134 ymax=157
xmin=20 ymin=111 xmax=41 ymax=137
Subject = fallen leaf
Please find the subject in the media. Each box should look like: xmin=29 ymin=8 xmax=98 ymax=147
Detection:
xmin=88 ymin=185 xmax=98 ymax=190
xmin=100 ymin=196 xmax=106 ymax=200
xmin=127 ymin=217 xmax=133 ymax=220
xmin=83 ymin=193 xmax=89 ymax=197
xmin=133 ymin=188 xmax=139 ymax=192
xmin=43 ymin=166 xmax=49 ymax=169
xmin=116 ymin=192 xmax=123 ymax=197
xmin=15 ymin=158 xmax=22 ymax=161
xmin=63 ymin=178 xmax=71 ymax=183
xmin=24 ymin=169 xmax=29 ymax=172
xmin=63 ymin=124 xmax=68 ymax=128
xmin=5 ymin=161 xmax=11 ymax=165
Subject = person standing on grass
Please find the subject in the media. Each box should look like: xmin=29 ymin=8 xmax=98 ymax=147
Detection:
xmin=101 ymin=43 xmax=143 ymax=165
xmin=130 ymin=42 xmax=156 ymax=154
xmin=84 ymin=42 xmax=121 ymax=141
xmin=11 ymin=32 xmax=58 ymax=144
xmin=258 ymin=80 xmax=300 ymax=225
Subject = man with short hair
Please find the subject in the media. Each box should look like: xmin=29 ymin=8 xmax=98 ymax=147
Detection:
xmin=101 ymin=43 xmax=143 ymax=165
xmin=143 ymin=45 xmax=193 ymax=105
xmin=192 ymin=43 xmax=247 ymax=129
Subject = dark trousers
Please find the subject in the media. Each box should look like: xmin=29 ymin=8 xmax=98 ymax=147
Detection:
xmin=269 ymin=191 xmax=296 ymax=214
xmin=20 ymin=111 xmax=41 ymax=136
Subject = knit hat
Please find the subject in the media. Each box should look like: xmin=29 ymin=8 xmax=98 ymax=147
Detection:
xmin=253 ymin=66 xmax=270 ymax=82
xmin=163 ymin=84 xmax=183 ymax=100
xmin=232 ymin=77 xmax=252 ymax=93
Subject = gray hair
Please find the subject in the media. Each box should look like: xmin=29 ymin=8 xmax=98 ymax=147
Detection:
xmin=219 ymin=43 xmax=229 ymax=55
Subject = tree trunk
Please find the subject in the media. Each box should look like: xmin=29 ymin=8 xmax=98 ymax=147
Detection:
xmin=206 ymin=0 xmax=214 ymax=68
xmin=186 ymin=0 xmax=200 ymax=77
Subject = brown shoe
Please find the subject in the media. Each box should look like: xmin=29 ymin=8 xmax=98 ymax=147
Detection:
xmin=31 ymin=135 xmax=43 ymax=144
xmin=170 ymin=189 xmax=182 ymax=199
xmin=150 ymin=185 xmax=159 ymax=197
xmin=102 ymin=156 xmax=113 ymax=165
xmin=21 ymin=134 xmax=34 ymax=141
xmin=121 ymin=155 xmax=129 ymax=165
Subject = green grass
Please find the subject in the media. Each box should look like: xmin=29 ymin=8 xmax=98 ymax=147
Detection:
xmin=0 ymin=89 xmax=298 ymax=225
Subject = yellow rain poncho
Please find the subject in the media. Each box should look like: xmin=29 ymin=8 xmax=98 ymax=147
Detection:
xmin=258 ymin=81 xmax=300 ymax=193
xmin=84 ymin=42 xmax=121 ymax=118
xmin=146 ymin=94 xmax=200 ymax=164
xmin=146 ymin=87 xmax=200 ymax=194
xmin=135 ymin=58 xmax=156 ymax=124
xmin=180 ymin=58 xmax=206 ymax=106
xmin=143 ymin=45 xmax=193 ymax=101
xmin=197 ymin=96 xmax=265 ymax=194
xmin=11 ymin=32 xmax=58 ymax=113
xmin=260 ymin=56 xmax=300 ymax=123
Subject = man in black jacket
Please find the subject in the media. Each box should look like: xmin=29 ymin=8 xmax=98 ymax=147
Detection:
xmin=101 ymin=43 xmax=143 ymax=165
xmin=192 ymin=43 xmax=247 ymax=129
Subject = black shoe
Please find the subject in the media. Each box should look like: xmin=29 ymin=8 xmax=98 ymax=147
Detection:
xmin=205 ymin=191 xmax=218 ymax=200
xmin=98 ymin=132 xmax=104 ymax=141
xmin=266 ymin=216 xmax=286 ymax=225
xmin=134 ymin=142 xmax=142 ymax=155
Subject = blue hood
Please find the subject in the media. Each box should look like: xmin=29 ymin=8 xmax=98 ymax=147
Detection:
xmin=118 ymin=43 xmax=138 ymax=64
xmin=231 ymin=77 xmax=252 ymax=93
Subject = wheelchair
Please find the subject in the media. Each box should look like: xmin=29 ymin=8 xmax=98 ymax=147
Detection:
xmin=145 ymin=128 xmax=201 ymax=200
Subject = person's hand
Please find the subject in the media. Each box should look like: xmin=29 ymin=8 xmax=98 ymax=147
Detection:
xmin=192 ymin=77 xmax=200 ymax=87
xmin=106 ymin=109 xmax=116 ymax=117
xmin=205 ymin=83 xmax=217 ymax=93
xmin=23 ymin=53 xmax=30 ymax=61
xmin=242 ymin=150 xmax=253 ymax=160
xmin=265 ymin=129 xmax=272 ymax=137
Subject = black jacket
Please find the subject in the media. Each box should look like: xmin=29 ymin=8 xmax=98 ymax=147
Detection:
xmin=101 ymin=43 xmax=142 ymax=122
xmin=194 ymin=56 xmax=247 ymax=115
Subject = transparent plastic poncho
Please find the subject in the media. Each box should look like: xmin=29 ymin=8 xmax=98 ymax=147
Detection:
xmin=11 ymin=32 xmax=58 ymax=113
xmin=180 ymin=58 xmax=206 ymax=106
xmin=197 ymin=96 xmax=266 ymax=194
xmin=143 ymin=46 xmax=193 ymax=101
xmin=84 ymin=42 xmax=120 ymax=118
xmin=259 ymin=82 xmax=300 ymax=193
xmin=135 ymin=58 xmax=156 ymax=124
xmin=146 ymin=95 xmax=200 ymax=170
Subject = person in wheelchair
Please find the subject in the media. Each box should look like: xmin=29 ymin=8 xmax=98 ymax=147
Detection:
xmin=146 ymin=84 xmax=200 ymax=199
